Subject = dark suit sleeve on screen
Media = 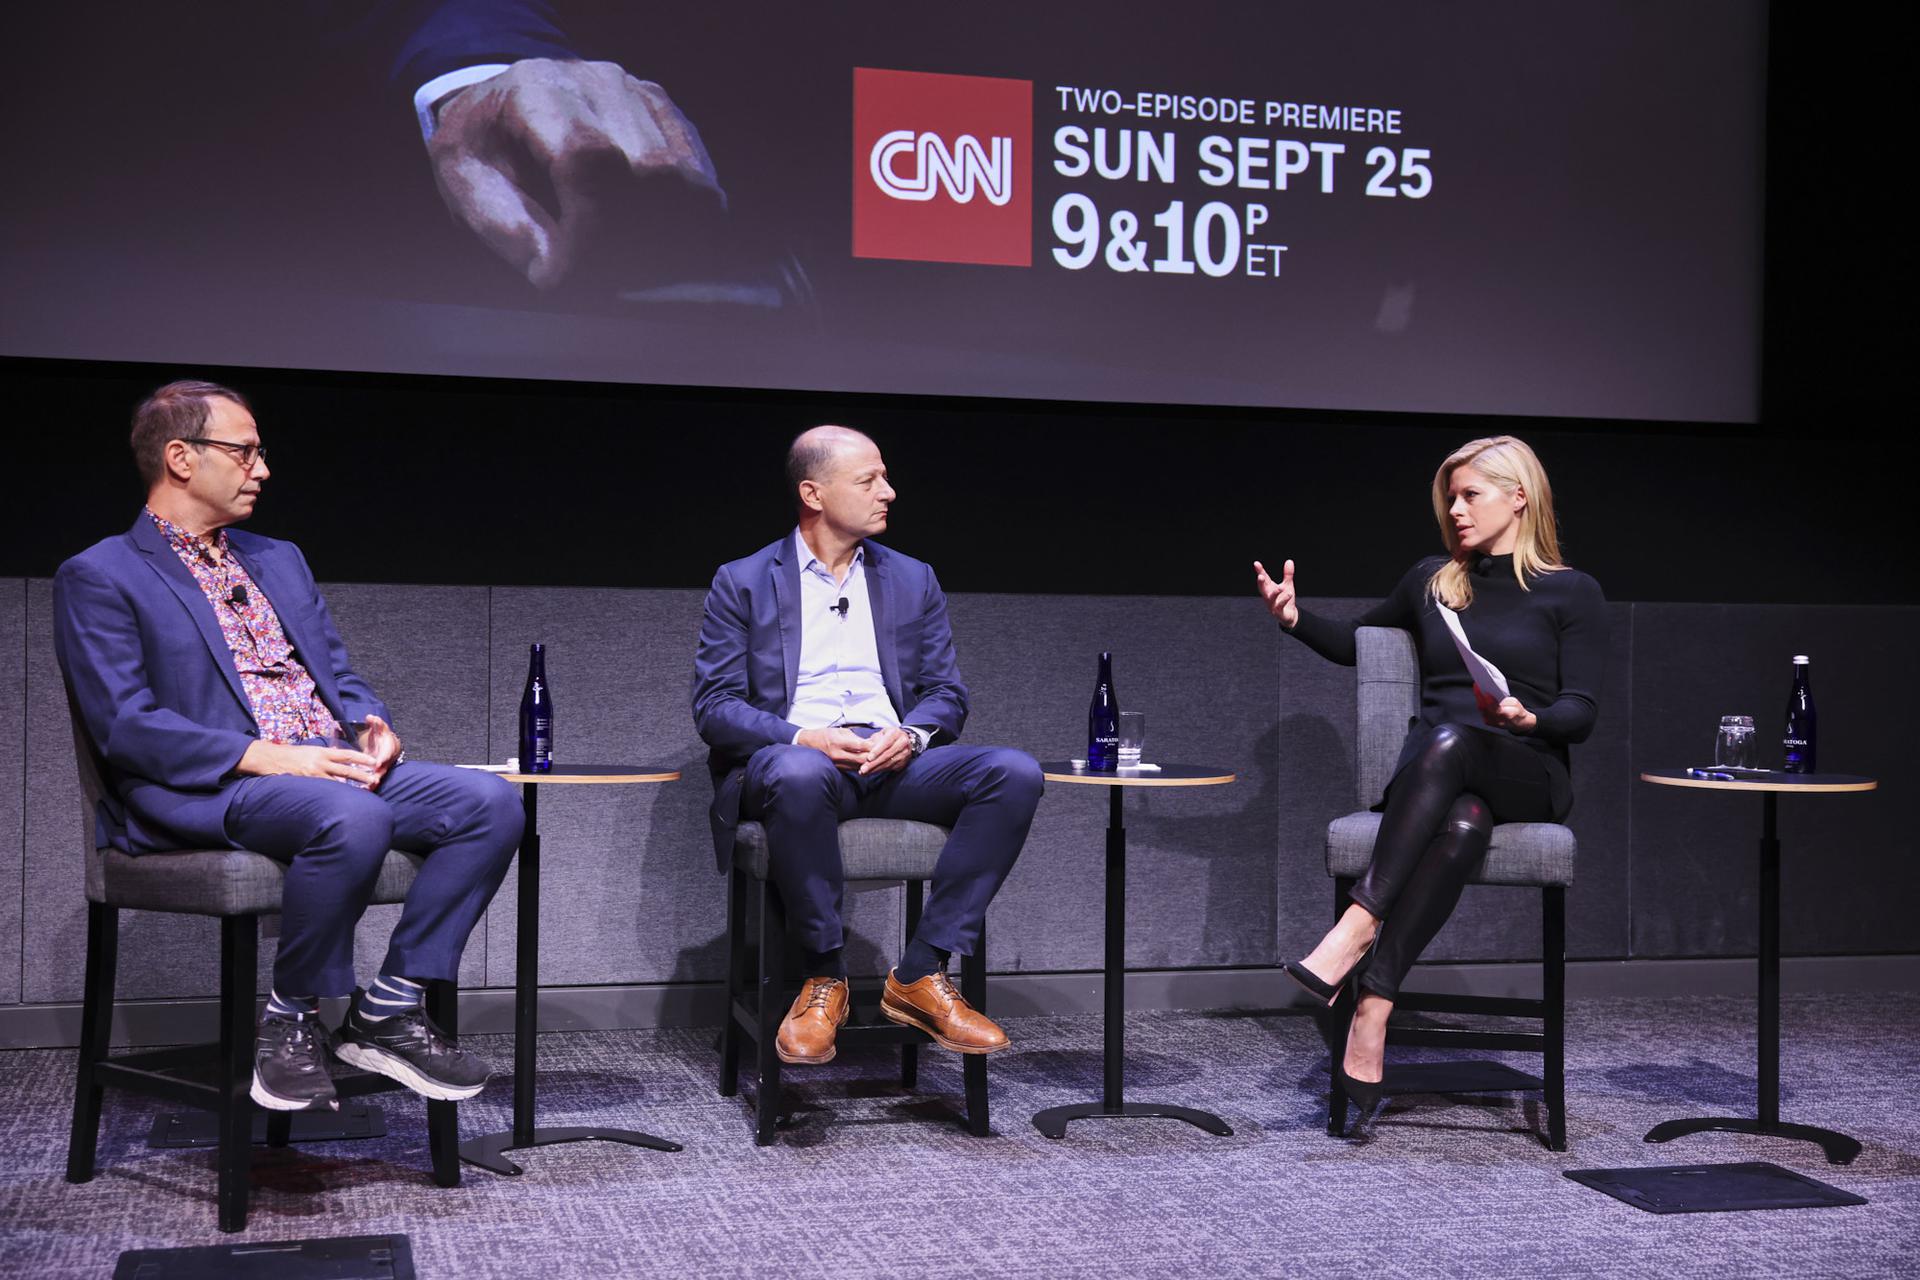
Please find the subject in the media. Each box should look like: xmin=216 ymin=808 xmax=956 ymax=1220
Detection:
xmin=287 ymin=0 xmax=580 ymax=98
xmin=387 ymin=0 xmax=580 ymax=88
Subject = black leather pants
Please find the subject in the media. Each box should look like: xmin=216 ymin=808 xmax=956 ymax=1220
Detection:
xmin=1351 ymin=723 xmax=1562 ymax=1001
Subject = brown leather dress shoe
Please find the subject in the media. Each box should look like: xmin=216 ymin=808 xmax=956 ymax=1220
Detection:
xmin=775 ymin=976 xmax=849 ymax=1065
xmin=880 ymin=968 xmax=1009 ymax=1054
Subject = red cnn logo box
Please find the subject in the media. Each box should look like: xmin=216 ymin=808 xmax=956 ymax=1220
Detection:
xmin=853 ymin=68 xmax=1032 ymax=266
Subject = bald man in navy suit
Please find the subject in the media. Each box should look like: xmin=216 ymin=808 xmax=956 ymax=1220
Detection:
xmin=692 ymin=426 xmax=1043 ymax=1065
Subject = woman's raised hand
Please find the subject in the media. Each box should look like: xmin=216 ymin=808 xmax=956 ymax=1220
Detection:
xmin=1253 ymin=559 xmax=1299 ymax=629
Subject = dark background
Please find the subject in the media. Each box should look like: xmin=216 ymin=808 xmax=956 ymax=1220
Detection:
xmin=4 ymin=6 xmax=1912 ymax=604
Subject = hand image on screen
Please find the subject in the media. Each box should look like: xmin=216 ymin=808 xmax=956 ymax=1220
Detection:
xmin=428 ymin=59 xmax=727 ymax=290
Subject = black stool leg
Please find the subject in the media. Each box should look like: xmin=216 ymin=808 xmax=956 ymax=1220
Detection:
xmin=720 ymin=867 xmax=746 ymax=1097
xmin=961 ymin=932 xmax=989 ymax=1137
xmin=1326 ymin=877 xmax=1353 ymax=1137
xmin=1543 ymin=887 xmax=1568 ymax=1152
xmin=66 ymin=902 xmax=118 ymax=1184
xmin=267 ymin=988 xmax=293 ymax=1146
xmin=900 ymin=881 xmax=923 ymax=1089
xmin=426 ymin=980 xmax=462 ymax=1186
xmin=217 ymin=916 xmax=258 ymax=1234
xmin=754 ymin=881 xmax=785 ymax=1146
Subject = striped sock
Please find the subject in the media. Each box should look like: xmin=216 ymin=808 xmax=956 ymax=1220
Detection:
xmin=361 ymin=973 xmax=424 ymax=1021
xmin=264 ymin=990 xmax=317 ymax=1020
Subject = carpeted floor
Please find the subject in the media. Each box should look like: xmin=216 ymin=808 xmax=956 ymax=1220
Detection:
xmin=1 ymin=992 xmax=1915 ymax=1278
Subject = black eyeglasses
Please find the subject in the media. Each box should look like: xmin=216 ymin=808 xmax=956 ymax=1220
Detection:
xmin=179 ymin=437 xmax=266 ymax=469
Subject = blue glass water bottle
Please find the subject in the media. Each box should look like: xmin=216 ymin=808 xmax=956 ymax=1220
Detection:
xmin=1087 ymin=651 xmax=1119 ymax=771
xmin=519 ymin=643 xmax=554 ymax=773
xmin=1782 ymin=654 xmax=1816 ymax=774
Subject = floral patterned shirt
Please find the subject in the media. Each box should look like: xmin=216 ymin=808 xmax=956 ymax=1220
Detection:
xmin=147 ymin=508 xmax=336 ymax=746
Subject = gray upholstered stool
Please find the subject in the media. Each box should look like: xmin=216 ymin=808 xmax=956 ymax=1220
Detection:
xmin=64 ymin=701 xmax=462 ymax=1233
xmin=719 ymin=818 xmax=989 ymax=1145
xmin=1320 ymin=627 xmax=1574 ymax=1150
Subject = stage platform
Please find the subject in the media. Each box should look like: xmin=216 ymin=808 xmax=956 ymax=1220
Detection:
xmin=2 ymin=992 xmax=1914 ymax=1277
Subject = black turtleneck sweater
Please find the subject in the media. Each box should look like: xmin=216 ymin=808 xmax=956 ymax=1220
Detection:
xmin=1285 ymin=553 xmax=1608 ymax=807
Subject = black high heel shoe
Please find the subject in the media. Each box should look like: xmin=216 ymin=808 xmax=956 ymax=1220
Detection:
xmin=1330 ymin=983 xmax=1390 ymax=1137
xmin=1333 ymin=1059 xmax=1389 ymax=1137
xmin=1283 ymin=938 xmax=1378 ymax=1007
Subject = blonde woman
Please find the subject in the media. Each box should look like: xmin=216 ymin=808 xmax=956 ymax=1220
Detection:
xmin=1254 ymin=435 xmax=1606 ymax=1128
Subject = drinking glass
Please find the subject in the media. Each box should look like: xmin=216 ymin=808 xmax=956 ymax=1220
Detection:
xmin=1118 ymin=711 xmax=1146 ymax=767
xmin=1714 ymin=715 xmax=1756 ymax=770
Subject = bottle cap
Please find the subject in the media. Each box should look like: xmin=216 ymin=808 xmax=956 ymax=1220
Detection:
xmin=1792 ymin=654 xmax=1809 ymax=663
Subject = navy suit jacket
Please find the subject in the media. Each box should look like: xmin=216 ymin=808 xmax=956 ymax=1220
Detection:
xmin=691 ymin=536 xmax=968 ymax=871
xmin=53 ymin=516 xmax=390 ymax=853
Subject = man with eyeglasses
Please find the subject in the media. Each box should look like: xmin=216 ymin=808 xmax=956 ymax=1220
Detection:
xmin=53 ymin=380 xmax=522 ymax=1113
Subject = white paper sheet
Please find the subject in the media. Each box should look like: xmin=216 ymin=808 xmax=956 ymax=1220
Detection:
xmin=1438 ymin=606 xmax=1511 ymax=701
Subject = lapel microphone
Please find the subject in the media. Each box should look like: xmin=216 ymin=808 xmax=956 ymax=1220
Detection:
xmin=832 ymin=597 xmax=850 ymax=618
xmin=228 ymin=584 xmax=249 ymax=608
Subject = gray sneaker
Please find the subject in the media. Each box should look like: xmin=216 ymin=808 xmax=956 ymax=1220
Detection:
xmin=332 ymin=989 xmax=488 ymax=1101
xmin=251 ymin=1012 xmax=338 ymax=1111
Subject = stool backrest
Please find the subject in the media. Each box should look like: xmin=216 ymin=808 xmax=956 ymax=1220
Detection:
xmin=1355 ymin=627 xmax=1419 ymax=808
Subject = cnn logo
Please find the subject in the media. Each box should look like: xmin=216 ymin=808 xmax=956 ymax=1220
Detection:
xmin=853 ymin=68 xmax=1031 ymax=266
xmin=870 ymin=131 xmax=1014 ymax=206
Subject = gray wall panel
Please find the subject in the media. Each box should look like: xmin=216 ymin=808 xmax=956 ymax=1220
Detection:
xmin=949 ymin=594 xmax=1277 ymax=971
xmin=24 ymin=575 xmax=94 ymax=1002
xmin=1272 ymin=599 xmax=1371 ymax=962
xmin=1630 ymin=604 xmax=1916 ymax=957
xmin=1560 ymin=601 xmax=1634 ymax=958
xmin=484 ymin=587 xmax=776 ymax=987
xmin=0 ymin=581 xmax=25 ymax=1003
xmin=322 ymin=584 xmax=493 ymax=766
xmin=6 ymin=576 xmax=1914 ymax=1024
xmin=324 ymin=583 xmax=493 ymax=988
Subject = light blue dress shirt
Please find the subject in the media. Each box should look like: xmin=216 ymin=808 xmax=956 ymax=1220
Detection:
xmin=787 ymin=530 xmax=929 ymax=752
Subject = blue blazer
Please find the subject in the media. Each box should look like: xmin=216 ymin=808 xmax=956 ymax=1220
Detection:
xmin=53 ymin=516 xmax=389 ymax=853
xmin=691 ymin=536 xmax=968 ymax=871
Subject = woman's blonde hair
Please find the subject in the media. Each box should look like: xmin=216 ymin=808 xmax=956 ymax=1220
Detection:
xmin=1427 ymin=435 xmax=1565 ymax=610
